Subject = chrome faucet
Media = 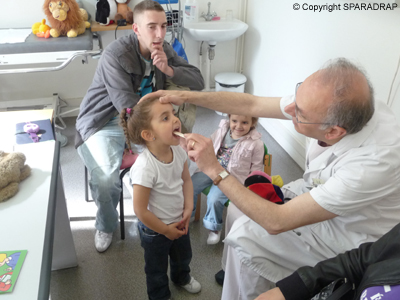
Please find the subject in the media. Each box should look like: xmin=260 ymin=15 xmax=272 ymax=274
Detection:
xmin=201 ymin=2 xmax=217 ymax=21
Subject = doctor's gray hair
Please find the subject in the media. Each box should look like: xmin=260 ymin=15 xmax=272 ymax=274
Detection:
xmin=319 ymin=58 xmax=375 ymax=134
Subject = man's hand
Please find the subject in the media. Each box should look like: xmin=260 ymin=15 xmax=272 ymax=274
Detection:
xmin=151 ymin=48 xmax=173 ymax=77
xmin=185 ymin=133 xmax=224 ymax=179
xmin=254 ymin=288 xmax=286 ymax=300
xmin=139 ymin=90 xmax=191 ymax=106
xmin=164 ymin=222 xmax=185 ymax=240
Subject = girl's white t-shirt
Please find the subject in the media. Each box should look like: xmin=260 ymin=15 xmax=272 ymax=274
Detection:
xmin=130 ymin=146 xmax=187 ymax=224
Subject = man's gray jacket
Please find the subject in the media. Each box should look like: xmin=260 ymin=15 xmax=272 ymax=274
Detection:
xmin=75 ymin=33 xmax=204 ymax=148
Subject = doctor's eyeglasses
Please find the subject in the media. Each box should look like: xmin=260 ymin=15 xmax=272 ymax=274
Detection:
xmin=294 ymin=82 xmax=333 ymax=126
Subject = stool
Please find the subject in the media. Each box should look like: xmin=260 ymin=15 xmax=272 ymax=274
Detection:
xmin=84 ymin=152 xmax=138 ymax=240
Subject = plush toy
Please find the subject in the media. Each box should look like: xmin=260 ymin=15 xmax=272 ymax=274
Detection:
xmin=244 ymin=171 xmax=284 ymax=205
xmin=39 ymin=19 xmax=51 ymax=34
xmin=36 ymin=30 xmax=51 ymax=39
xmin=32 ymin=19 xmax=51 ymax=38
xmin=96 ymin=0 xmax=117 ymax=25
xmin=76 ymin=0 xmax=91 ymax=22
xmin=244 ymin=170 xmax=284 ymax=188
xmin=32 ymin=19 xmax=50 ymax=34
xmin=43 ymin=0 xmax=91 ymax=38
xmin=115 ymin=0 xmax=133 ymax=24
xmin=0 ymin=151 xmax=31 ymax=203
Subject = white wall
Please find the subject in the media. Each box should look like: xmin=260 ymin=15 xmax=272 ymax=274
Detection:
xmin=0 ymin=0 xmax=241 ymax=112
xmin=0 ymin=0 xmax=102 ymax=109
xmin=242 ymin=0 xmax=400 ymax=168
xmin=2 ymin=0 xmax=399 ymax=169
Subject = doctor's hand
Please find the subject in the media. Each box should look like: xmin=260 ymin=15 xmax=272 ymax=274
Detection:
xmin=139 ymin=90 xmax=193 ymax=107
xmin=254 ymin=288 xmax=286 ymax=300
xmin=151 ymin=48 xmax=174 ymax=77
xmin=185 ymin=133 xmax=224 ymax=179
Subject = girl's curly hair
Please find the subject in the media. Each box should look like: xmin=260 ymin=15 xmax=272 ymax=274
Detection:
xmin=119 ymin=97 xmax=159 ymax=151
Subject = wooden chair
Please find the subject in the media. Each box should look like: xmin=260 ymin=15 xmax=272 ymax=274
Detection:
xmin=194 ymin=144 xmax=272 ymax=221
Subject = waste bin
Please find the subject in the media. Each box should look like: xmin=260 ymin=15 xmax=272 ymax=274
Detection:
xmin=215 ymin=72 xmax=247 ymax=115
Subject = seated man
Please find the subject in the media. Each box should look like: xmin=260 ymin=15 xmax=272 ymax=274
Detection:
xmin=142 ymin=58 xmax=400 ymax=299
xmin=75 ymin=0 xmax=204 ymax=253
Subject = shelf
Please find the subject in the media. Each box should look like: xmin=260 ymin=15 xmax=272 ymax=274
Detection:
xmin=90 ymin=21 xmax=132 ymax=32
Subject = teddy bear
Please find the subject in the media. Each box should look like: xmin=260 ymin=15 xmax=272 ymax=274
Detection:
xmin=0 ymin=151 xmax=31 ymax=203
xmin=76 ymin=0 xmax=91 ymax=21
xmin=115 ymin=0 xmax=133 ymax=24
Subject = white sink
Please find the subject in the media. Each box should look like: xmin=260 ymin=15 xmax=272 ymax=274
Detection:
xmin=184 ymin=19 xmax=248 ymax=46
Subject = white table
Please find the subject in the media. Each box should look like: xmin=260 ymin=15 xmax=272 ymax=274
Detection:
xmin=1 ymin=110 xmax=77 ymax=299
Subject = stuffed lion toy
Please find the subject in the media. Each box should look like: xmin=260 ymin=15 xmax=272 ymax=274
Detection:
xmin=43 ymin=0 xmax=91 ymax=38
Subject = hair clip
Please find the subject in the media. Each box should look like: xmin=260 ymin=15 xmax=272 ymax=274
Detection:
xmin=127 ymin=108 xmax=132 ymax=114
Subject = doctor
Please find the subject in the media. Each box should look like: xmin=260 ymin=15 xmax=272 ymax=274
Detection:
xmin=141 ymin=58 xmax=400 ymax=299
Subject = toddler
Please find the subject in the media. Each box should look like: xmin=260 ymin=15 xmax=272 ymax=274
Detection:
xmin=120 ymin=98 xmax=201 ymax=300
xmin=192 ymin=114 xmax=265 ymax=244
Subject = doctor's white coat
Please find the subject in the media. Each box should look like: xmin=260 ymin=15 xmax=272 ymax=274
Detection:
xmin=224 ymin=96 xmax=400 ymax=282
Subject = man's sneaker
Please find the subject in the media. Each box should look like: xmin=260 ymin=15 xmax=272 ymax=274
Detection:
xmin=95 ymin=230 xmax=113 ymax=253
xmin=207 ymin=230 xmax=221 ymax=245
xmin=190 ymin=216 xmax=195 ymax=223
xmin=181 ymin=276 xmax=201 ymax=294
xmin=215 ymin=269 xmax=225 ymax=286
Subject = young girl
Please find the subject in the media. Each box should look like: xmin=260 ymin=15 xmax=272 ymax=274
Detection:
xmin=192 ymin=114 xmax=265 ymax=245
xmin=120 ymin=98 xmax=201 ymax=300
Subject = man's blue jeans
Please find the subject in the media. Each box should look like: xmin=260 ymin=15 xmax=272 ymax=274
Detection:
xmin=77 ymin=118 xmax=125 ymax=233
xmin=138 ymin=221 xmax=192 ymax=300
xmin=192 ymin=171 xmax=229 ymax=232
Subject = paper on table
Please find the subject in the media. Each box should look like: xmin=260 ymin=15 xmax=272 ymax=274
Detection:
xmin=0 ymin=29 xmax=31 ymax=44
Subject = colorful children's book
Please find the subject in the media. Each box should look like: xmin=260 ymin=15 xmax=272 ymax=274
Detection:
xmin=0 ymin=250 xmax=27 ymax=294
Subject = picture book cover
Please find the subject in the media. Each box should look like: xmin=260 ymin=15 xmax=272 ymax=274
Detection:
xmin=15 ymin=119 xmax=54 ymax=144
xmin=0 ymin=250 xmax=28 ymax=294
